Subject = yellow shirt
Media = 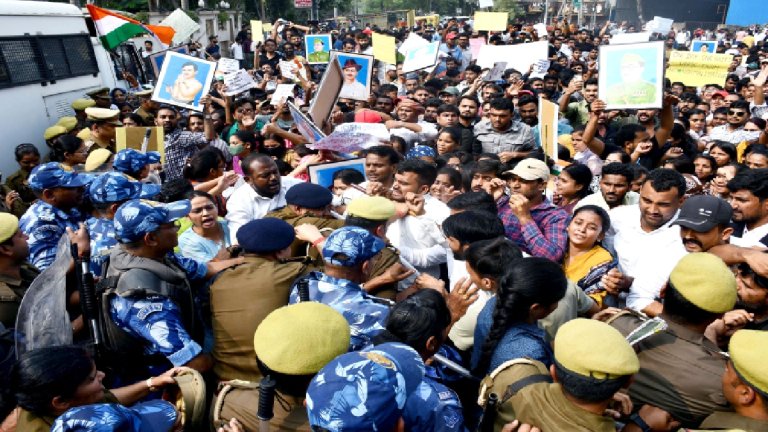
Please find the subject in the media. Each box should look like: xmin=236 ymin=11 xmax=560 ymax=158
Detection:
xmin=563 ymin=245 xmax=613 ymax=282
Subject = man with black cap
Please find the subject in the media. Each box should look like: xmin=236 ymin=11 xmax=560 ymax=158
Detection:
xmin=210 ymin=218 xmax=316 ymax=382
xmin=674 ymin=195 xmax=734 ymax=253
xmin=265 ymin=182 xmax=344 ymax=258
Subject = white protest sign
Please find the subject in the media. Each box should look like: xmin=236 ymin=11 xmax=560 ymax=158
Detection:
xmin=475 ymin=41 xmax=548 ymax=73
xmin=334 ymin=122 xmax=391 ymax=141
xmin=533 ymin=23 xmax=548 ymax=38
xmin=271 ymin=83 xmax=295 ymax=106
xmin=650 ymin=16 xmax=674 ymax=34
xmin=217 ymin=58 xmax=240 ymax=74
xmin=398 ymin=32 xmax=429 ymax=55
xmin=223 ymin=70 xmax=256 ymax=96
xmin=159 ymin=9 xmax=201 ymax=45
xmin=402 ymin=41 xmax=440 ymax=73
xmin=479 ymin=0 xmax=494 ymax=8
xmin=610 ymin=32 xmax=651 ymax=44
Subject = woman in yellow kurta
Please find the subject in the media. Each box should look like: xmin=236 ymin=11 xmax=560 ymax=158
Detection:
xmin=562 ymin=205 xmax=616 ymax=308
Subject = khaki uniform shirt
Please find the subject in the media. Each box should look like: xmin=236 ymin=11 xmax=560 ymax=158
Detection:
xmin=686 ymin=411 xmax=768 ymax=432
xmin=211 ymin=256 xmax=313 ymax=381
xmin=0 ymin=263 xmax=40 ymax=329
xmin=0 ymin=184 xmax=29 ymax=217
xmin=265 ymin=207 xmax=344 ymax=258
xmin=489 ymin=360 xmax=615 ymax=432
xmin=84 ymin=136 xmax=115 ymax=154
xmin=135 ymin=107 xmax=155 ymax=125
xmin=609 ymin=312 xmax=732 ymax=427
xmin=216 ymin=382 xmax=309 ymax=431
xmin=5 ymin=169 xmax=37 ymax=205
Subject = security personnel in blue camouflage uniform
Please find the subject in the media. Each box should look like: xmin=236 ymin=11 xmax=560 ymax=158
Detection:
xmin=113 ymin=149 xmax=161 ymax=180
xmin=19 ymin=162 xmax=87 ymax=270
xmin=86 ymin=172 xmax=161 ymax=276
xmin=106 ymin=199 xmax=242 ymax=376
xmin=306 ymin=342 xmax=426 ymax=431
xmin=288 ymin=226 xmax=390 ymax=351
xmin=51 ymin=400 xmax=178 ymax=432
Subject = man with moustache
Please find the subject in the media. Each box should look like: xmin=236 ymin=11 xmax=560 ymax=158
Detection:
xmin=727 ymin=168 xmax=768 ymax=248
xmin=225 ymin=154 xmax=302 ymax=243
xmin=674 ymin=195 xmax=734 ymax=253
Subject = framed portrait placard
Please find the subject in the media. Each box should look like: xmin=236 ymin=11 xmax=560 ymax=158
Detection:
xmin=334 ymin=51 xmax=374 ymax=101
xmin=691 ymin=41 xmax=717 ymax=54
xmin=598 ymin=41 xmax=665 ymax=110
xmin=147 ymin=46 xmax=189 ymax=78
xmin=308 ymin=158 xmax=366 ymax=189
xmin=305 ymin=34 xmax=332 ymax=64
xmin=151 ymin=51 xmax=216 ymax=112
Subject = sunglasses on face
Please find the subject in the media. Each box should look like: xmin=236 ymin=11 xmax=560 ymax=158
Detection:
xmin=728 ymin=110 xmax=747 ymax=116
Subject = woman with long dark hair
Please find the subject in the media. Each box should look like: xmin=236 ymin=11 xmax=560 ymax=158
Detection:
xmin=49 ymin=135 xmax=87 ymax=171
xmin=471 ymin=257 xmax=567 ymax=376
xmin=1 ymin=345 xmax=180 ymax=431
xmin=555 ymin=163 xmax=593 ymax=214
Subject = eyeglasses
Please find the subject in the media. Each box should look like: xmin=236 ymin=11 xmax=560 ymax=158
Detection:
xmin=728 ymin=110 xmax=747 ymax=117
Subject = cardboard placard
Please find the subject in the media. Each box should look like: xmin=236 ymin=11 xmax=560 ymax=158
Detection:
xmin=223 ymin=69 xmax=257 ymax=96
xmin=475 ymin=41 xmax=548 ymax=73
xmin=217 ymin=58 xmax=240 ymax=74
xmin=598 ymin=41 xmax=665 ymax=110
xmin=116 ymin=127 xmax=165 ymax=161
xmin=402 ymin=41 xmax=440 ymax=73
xmin=372 ymin=32 xmax=397 ymax=65
xmin=309 ymin=51 xmax=342 ymax=125
xmin=539 ymin=96 xmax=558 ymax=162
xmin=270 ymin=83 xmax=295 ymax=106
xmin=308 ymin=158 xmax=366 ymax=188
xmin=474 ymin=11 xmax=508 ymax=31
xmin=250 ymin=20 xmax=265 ymax=43
xmin=159 ymin=9 xmax=200 ymax=45
xmin=666 ymin=51 xmax=732 ymax=88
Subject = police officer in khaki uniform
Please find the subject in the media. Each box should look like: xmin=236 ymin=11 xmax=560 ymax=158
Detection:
xmin=214 ymin=302 xmax=349 ymax=431
xmin=687 ymin=330 xmax=768 ymax=431
xmin=83 ymin=107 xmax=122 ymax=154
xmin=480 ymin=318 xmax=674 ymax=432
xmin=86 ymin=87 xmax=113 ymax=109
xmin=134 ymin=89 xmax=158 ymax=125
xmin=609 ymin=253 xmax=738 ymax=428
xmin=266 ymin=182 xmax=344 ymax=258
xmin=210 ymin=218 xmax=316 ymax=382
xmin=71 ymin=98 xmax=96 ymax=129
xmin=0 ymin=213 xmax=38 ymax=329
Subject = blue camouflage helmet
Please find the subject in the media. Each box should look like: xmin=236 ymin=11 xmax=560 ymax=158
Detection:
xmin=113 ymin=149 xmax=162 ymax=175
xmin=51 ymin=400 xmax=177 ymax=432
xmin=27 ymin=162 xmax=89 ymax=191
xmin=89 ymin=172 xmax=161 ymax=204
xmin=406 ymin=145 xmax=437 ymax=160
xmin=114 ymin=199 xmax=190 ymax=243
xmin=306 ymin=342 xmax=425 ymax=431
xmin=322 ymin=226 xmax=385 ymax=267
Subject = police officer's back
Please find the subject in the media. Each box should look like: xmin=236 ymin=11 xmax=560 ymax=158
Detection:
xmin=214 ymin=302 xmax=349 ymax=431
xmin=609 ymin=253 xmax=737 ymax=428
xmin=210 ymin=218 xmax=315 ymax=382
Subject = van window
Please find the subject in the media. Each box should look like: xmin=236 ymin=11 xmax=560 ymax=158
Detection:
xmin=0 ymin=34 xmax=98 ymax=89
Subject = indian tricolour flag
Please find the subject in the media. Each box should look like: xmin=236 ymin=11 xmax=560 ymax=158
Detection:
xmin=87 ymin=5 xmax=175 ymax=51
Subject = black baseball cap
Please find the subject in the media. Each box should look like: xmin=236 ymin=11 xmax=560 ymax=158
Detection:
xmin=673 ymin=195 xmax=733 ymax=232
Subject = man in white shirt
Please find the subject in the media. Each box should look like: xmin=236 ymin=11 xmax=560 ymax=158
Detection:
xmin=385 ymin=159 xmax=449 ymax=278
xmin=388 ymin=98 xmax=438 ymax=147
xmin=603 ymin=169 xmax=688 ymax=317
xmin=225 ymin=153 xmax=302 ymax=243
xmin=575 ymin=162 xmax=639 ymax=212
xmin=727 ymin=168 xmax=768 ymax=248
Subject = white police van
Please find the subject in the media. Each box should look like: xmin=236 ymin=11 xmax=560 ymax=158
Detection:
xmin=0 ymin=0 xmax=145 ymax=178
